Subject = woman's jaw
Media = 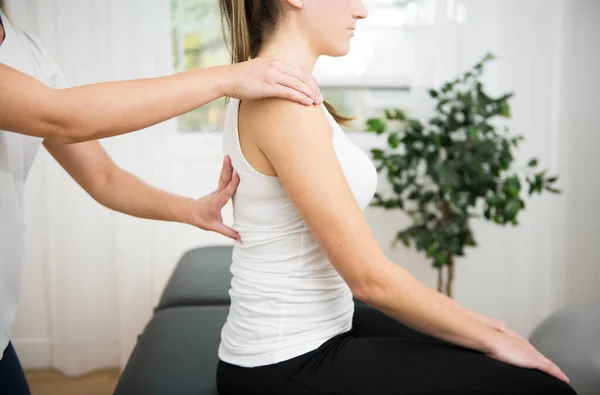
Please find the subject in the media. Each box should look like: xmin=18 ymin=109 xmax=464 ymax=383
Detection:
xmin=255 ymin=3 xmax=364 ymax=71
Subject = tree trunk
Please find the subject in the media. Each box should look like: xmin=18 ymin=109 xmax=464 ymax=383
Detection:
xmin=437 ymin=266 xmax=443 ymax=293
xmin=445 ymin=255 xmax=455 ymax=298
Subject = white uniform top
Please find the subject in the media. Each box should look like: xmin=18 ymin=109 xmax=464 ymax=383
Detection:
xmin=218 ymin=98 xmax=378 ymax=367
xmin=0 ymin=10 xmax=68 ymax=359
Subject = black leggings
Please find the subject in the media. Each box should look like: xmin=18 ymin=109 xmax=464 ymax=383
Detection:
xmin=217 ymin=305 xmax=577 ymax=395
xmin=0 ymin=342 xmax=31 ymax=395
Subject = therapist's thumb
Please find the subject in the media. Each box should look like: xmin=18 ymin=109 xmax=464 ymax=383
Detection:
xmin=211 ymin=222 xmax=241 ymax=243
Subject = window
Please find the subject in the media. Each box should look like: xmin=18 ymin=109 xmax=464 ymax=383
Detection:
xmin=171 ymin=0 xmax=229 ymax=132
xmin=170 ymin=0 xmax=430 ymax=132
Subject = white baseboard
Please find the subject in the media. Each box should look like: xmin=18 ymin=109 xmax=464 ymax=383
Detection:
xmin=51 ymin=342 xmax=121 ymax=377
xmin=11 ymin=338 xmax=52 ymax=370
xmin=12 ymin=338 xmax=121 ymax=375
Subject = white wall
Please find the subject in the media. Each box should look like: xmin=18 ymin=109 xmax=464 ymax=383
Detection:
xmin=443 ymin=0 xmax=600 ymax=335
xmin=9 ymin=0 xmax=600 ymax=373
xmin=554 ymin=0 xmax=600 ymax=306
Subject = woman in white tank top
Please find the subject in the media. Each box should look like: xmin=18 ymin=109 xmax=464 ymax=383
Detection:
xmin=216 ymin=0 xmax=575 ymax=394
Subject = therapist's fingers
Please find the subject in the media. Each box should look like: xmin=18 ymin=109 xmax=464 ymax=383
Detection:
xmin=228 ymin=57 xmax=322 ymax=106
xmin=273 ymin=71 xmax=320 ymax=104
xmin=215 ymin=172 xmax=240 ymax=209
xmin=271 ymin=73 xmax=320 ymax=106
xmin=217 ymin=156 xmax=234 ymax=192
xmin=271 ymin=59 xmax=323 ymax=104
xmin=210 ymin=222 xmax=241 ymax=242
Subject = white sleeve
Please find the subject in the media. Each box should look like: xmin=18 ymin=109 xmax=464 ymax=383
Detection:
xmin=44 ymin=55 xmax=69 ymax=90
xmin=18 ymin=27 xmax=70 ymax=90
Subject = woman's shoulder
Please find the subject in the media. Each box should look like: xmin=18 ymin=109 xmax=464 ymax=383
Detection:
xmin=239 ymin=98 xmax=332 ymax=140
xmin=243 ymin=97 xmax=325 ymax=118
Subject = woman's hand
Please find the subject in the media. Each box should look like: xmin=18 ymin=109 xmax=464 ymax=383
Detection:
xmin=187 ymin=156 xmax=241 ymax=242
xmin=485 ymin=318 xmax=522 ymax=338
xmin=486 ymin=332 xmax=570 ymax=384
xmin=447 ymin=296 xmax=568 ymax=382
xmin=222 ymin=57 xmax=324 ymax=106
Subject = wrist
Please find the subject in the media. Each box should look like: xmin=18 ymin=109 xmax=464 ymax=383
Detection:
xmin=444 ymin=294 xmax=490 ymax=326
xmin=212 ymin=64 xmax=237 ymax=98
xmin=471 ymin=324 xmax=503 ymax=354
xmin=171 ymin=196 xmax=196 ymax=226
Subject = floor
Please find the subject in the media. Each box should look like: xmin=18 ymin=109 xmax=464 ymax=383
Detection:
xmin=25 ymin=369 xmax=120 ymax=395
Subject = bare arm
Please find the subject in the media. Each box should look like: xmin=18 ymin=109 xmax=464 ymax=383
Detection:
xmin=43 ymin=138 xmax=240 ymax=240
xmin=444 ymin=294 xmax=524 ymax=338
xmin=243 ymin=98 xmax=568 ymax=382
xmin=0 ymin=58 xmax=322 ymax=144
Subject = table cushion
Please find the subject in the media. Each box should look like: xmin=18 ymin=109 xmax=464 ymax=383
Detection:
xmin=157 ymin=246 xmax=233 ymax=310
xmin=114 ymin=306 xmax=228 ymax=395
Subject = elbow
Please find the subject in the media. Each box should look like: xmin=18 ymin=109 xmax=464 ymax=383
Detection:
xmin=40 ymin=91 xmax=86 ymax=144
xmin=55 ymin=134 xmax=81 ymax=145
xmin=54 ymin=124 xmax=88 ymax=144
xmin=43 ymin=116 xmax=80 ymax=144
xmin=349 ymin=271 xmax=387 ymax=306
xmin=48 ymin=106 xmax=92 ymax=144
xmin=348 ymin=259 xmax=402 ymax=307
xmin=56 ymin=122 xmax=109 ymax=144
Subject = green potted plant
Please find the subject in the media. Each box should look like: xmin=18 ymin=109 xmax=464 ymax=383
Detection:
xmin=365 ymin=53 xmax=560 ymax=297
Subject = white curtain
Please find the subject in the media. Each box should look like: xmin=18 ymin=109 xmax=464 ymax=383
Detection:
xmin=9 ymin=0 xmax=178 ymax=376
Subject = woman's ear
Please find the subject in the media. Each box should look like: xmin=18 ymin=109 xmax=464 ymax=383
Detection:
xmin=284 ymin=0 xmax=304 ymax=9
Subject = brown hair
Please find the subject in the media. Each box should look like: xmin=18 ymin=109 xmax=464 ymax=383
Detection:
xmin=219 ymin=0 xmax=353 ymax=126
xmin=0 ymin=0 xmax=7 ymax=16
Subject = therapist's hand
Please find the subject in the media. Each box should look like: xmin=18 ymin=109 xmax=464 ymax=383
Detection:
xmin=223 ymin=57 xmax=323 ymax=106
xmin=187 ymin=156 xmax=241 ymax=242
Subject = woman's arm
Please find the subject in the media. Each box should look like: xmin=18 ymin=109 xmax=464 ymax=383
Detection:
xmin=243 ymin=98 xmax=568 ymax=383
xmin=248 ymin=100 xmax=496 ymax=350
xmin=43 ymin=138 xmax=240 ymax=240
xmin=0 ymin=57 xmax=322 ymax=144
xmin=445 ymin=294 xmax=524 ymax=338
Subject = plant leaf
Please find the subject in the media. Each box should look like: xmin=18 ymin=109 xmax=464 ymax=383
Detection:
xmin=366 ymin=118 xmax=386 ymax=134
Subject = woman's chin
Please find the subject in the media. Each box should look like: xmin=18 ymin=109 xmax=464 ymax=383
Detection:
xmin=323 ymin=44 xmax=351 ymax=58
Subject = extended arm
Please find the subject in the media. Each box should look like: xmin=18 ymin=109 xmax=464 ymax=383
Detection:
xmin=0 ymin=57 xmax=322 ymax=144
xmin=43 ymin=138 xmax=240 ymax=240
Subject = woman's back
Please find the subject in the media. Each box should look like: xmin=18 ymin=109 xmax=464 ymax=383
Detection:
xmin=218 ymin=98 xmax=378 ymax=367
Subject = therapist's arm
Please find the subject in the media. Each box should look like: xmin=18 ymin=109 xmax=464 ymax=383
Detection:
xmin=0 ymin=58 xmax=322 ymax=144
xmin=43 ymin=138 xmax=241 ymax=241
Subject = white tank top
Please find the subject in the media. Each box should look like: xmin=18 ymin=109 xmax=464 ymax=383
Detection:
xmin=218 ymin=98 xmax=378 ymax=367
xmin=0 ymin=10 xmax=68 ymax=359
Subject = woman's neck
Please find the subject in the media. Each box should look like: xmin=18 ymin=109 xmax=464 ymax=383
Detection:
xmin=257 ymin=24 xmax=319 ymax=71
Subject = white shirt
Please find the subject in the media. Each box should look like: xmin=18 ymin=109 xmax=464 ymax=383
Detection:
xmin=0 ymin=10 xmax=68 ymax=359
xmin=218 ymin=98 xmax=378 ymax=367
